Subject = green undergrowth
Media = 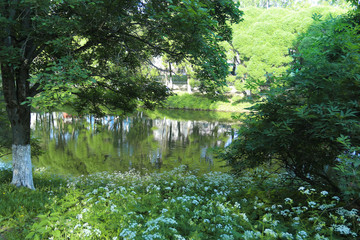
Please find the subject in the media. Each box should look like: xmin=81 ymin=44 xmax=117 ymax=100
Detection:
xmin=0 ymin=166 xmax=359 ymax=239
xmin=164 ymin=93 xmax=253 ymax=112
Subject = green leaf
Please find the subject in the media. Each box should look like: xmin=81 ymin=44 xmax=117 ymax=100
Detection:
xmin=25 ymin=232 xmax=35 ymax=239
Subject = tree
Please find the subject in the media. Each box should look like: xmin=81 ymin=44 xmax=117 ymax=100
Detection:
xmin=234 ymin=0 xmax=350 ymax=8
xmin=0 ymin=0 xmax=242 ymax=189
xmin=224 ymin=12 xmax=360 ymax=194
xmin=228 ymin=6 xmax=346 ymax=96
xmin=0 ymin=81 xmax=12 ymax=159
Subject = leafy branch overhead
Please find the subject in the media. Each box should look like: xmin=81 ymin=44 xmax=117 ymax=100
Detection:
xmin=0 ymin=0 xmax=242 ymax=114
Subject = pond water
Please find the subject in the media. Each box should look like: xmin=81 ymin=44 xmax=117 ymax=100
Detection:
xmin=25 ymin=110 xmax=238 ymax=176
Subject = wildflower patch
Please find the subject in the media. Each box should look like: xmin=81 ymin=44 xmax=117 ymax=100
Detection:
xmin=0 ymin=166 xmax=359 ymax=239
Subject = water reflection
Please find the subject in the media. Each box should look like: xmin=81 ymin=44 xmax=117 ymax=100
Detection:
xmin=31 ymin=111 xmax=235 ymax=176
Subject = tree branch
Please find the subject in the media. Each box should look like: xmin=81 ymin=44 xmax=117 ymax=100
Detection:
xmin=0 ymin=152 xmax=11 ymax=158
xmin=115 ymin=31 xmax=184 ymax=58
xmin=29 ymin=82 xmax=42 ymax=97
xmin=146 ymin=59 xmax=171 ymax=73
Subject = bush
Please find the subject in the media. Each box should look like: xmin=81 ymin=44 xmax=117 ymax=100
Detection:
xmin=334 ymin=136 xmax=360 ymax=204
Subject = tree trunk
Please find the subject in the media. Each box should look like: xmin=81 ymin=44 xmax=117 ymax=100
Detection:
xmin=1 ymin=63 xmax=35 ymax=189
xmin=11 ymin=144 xmax=34 ymax=189
xmin=187 ymin=76 xmax=192 ymax=93
xmin=168 ymin=62 xmax=173 ymax=89
xmin=185 ymin=67 xmax=192 ymax=93
xmin=8 ymin=105 xmax=34 ymax=189
xmin=1 ymin=4 xmax=36 ymax=189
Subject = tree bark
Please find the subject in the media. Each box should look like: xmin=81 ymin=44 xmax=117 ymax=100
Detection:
xmin=168 ymin=62 xmax=173 ymax=89
xmin=8 ymin=101 xmax=33 ymax=189
xmin=187 ymin=76 xmax=192 ymax=93
xmin=11 ymin=144 xmax=34 ymax=189
xmin=1 ymin=63 xmax=35 ymax=189
xmin=1 ymin=4 xmax=36 ymax=189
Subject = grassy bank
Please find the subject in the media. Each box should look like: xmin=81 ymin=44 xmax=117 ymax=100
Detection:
xmin=0 ymin=166 xmax=359 ymax=239
xmin=144 ymin=109 xmax=238 ymax=123
xmin=163 ymin=93 xmax=253 ymax=112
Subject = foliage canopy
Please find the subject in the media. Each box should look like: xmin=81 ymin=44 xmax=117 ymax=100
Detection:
xmin=0 ymin=0 xmax=242 ymax=114
xmin=226 ymin=6 xmax=346 ymax=95
xmin=224 ymin=11 xmax=360 ymax=196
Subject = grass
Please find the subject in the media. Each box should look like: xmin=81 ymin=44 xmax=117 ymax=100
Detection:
xmin=144 ymin=109 xmax=238 ymax=123
xmin=163 ymin=93 xmax=253 ymax=112
xmin=0 ymin=165 xmax=359 ymax=239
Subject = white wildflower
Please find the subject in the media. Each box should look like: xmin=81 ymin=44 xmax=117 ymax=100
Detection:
xmin=110 ymin=205 xmax=118 ymax=213
xmin=296 ymin=230 xmax=307 ymax=240
xmin=192 ymin=199 xmax=199 ymax=205
xmin=239 ymin=213 xmax=249 ymax=222
xmin=94 ymin=228 xmax=101 ymax=237
xmin=271 ymin=220 xmax=280 ymax=227
xmin=332 ymin=224 xmax=352 ymax=235
xmin=320 ymin=191 xmax=328 ymax=196
xmin=263 ymin=213 xmax=272 ymax=222
xmin=303 ymin=189 xmax=311 ymax=195
xmin=82 ymin=229 xmax=92 ymax=237
xmin=332 ymin=196 xmax=340 ymax=201
xmin=264 ymin=229 xmax=277 ymax=237
xmin=281 ymin=232 xmax=294 ymax=239
xmin=120 ymin=229 xmax=137 ymax=239
xmin=220 ymin=234 xmax=234 ymax=240
xmin=243 ymin=230 xmax=260 ymax=240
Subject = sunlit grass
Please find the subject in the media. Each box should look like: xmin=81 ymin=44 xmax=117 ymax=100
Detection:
xmin=164 ymin=93 xmax=253 ymax=112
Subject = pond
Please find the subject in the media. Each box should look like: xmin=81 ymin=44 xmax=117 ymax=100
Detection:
xmin=26 ymin=109 xmax=238 ymax=176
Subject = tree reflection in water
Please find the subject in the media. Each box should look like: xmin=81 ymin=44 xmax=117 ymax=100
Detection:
xmin=31 ymin=111 xmax=236 ymax=176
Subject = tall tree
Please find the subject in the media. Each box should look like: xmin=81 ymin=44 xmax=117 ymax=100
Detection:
xmin=228 ymin=6 xmax=346 ymax=96
xmin=0 ymin=0 xmax=242 ymax=189
xmin=224 ymin=12 xmax=360 ymax=194
xmin=0 ymin=81 xmax=12 ymax=160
